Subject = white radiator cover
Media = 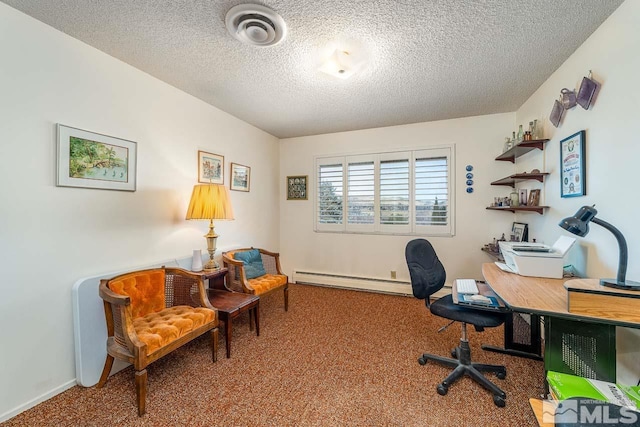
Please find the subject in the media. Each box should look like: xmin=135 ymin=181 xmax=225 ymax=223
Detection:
xmin=292 ymin=270 xmax=451 ymax=299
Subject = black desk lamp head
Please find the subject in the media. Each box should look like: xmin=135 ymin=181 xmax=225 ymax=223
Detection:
xmin=559 ymin=205 xmax=640 ymax=290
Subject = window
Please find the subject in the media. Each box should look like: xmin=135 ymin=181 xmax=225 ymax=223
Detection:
xmin=315 ymin=146 xmax=454 ymax=236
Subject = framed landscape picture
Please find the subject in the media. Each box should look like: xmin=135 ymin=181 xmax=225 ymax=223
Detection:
xmin=287 ymin=175 xmax=308 ymax=200
xmin=198 ymin=151 xmax=224 ymax=184
xmin=230 ymin=163 xmax=250 ymax=192
xmin=56 ymin=124 xmax=137 ymax=191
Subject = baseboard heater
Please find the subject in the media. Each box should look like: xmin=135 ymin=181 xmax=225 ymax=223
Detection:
xmin=292 ymin=270 xmax=451 ymax=299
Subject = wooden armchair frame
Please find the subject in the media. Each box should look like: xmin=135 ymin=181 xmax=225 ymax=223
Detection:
xmin=222 ymin=247 xmax=289 ymax=311
xmin=97 ymin=267 xmax=219 ymax=416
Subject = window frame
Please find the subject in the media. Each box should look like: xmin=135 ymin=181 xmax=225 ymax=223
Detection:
xmin=314 ymin=145 xmax=455 ymax=236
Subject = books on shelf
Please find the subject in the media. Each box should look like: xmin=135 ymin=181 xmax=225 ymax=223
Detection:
xmin=547 ymin=371 xmax=640 ymax=410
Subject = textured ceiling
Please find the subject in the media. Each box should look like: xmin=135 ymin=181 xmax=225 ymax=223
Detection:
xmin=2 ymin=0 xmax=624 ymax=138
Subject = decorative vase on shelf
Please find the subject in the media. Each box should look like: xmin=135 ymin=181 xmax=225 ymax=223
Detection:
xmin=517 ymin=125 xmax=524 ymax=143
xmin=510 ymin=190 xmax=519 ymax=207
xmin=191 ymin=249 xmax=203 ymax=272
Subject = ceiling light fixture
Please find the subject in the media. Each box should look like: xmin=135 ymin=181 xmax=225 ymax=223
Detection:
xmin=319 ymin=49 xmax=358 ymax=79
xmin=225 ymin=4 xmax=287 ymax=47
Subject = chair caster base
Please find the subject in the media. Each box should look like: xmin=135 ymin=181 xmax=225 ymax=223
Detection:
xmin=493 ymin=394 xmax=506 ymax=407
xmin=437 ymin=384 xmax=448 ymax=396
xmin=418 ymin=356 xmax=428 ymax=365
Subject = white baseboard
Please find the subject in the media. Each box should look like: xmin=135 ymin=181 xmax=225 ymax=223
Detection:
xmin=0 ymin=379 xmax=76 ymax=423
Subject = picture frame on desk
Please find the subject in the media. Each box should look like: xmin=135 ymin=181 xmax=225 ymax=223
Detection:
xmin=512 ymin=222 xmax=528 ymax=242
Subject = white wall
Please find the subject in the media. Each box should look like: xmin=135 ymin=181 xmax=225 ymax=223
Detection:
xmin=279 ymin=113 xmax=516 ymax=285
xmin=514 ymin=0 xmax=640 ymax=384
xmin=0 ymin=4 xmax=280 ymax=420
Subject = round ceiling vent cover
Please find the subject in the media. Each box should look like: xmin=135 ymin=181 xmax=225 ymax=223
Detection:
xmin=225 ymin=4 xmax=287 ymax=47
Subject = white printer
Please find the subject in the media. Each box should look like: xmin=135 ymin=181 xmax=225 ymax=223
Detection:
xmin=498 ymin=236 xmax=576 ymax=279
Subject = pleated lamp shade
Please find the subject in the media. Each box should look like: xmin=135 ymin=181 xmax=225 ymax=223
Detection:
xmin=186 ymin=184 xmax=234 ymax=220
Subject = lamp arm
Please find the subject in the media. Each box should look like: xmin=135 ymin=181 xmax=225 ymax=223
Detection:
xmin=592 ymin=217 xmax=627 ymax=284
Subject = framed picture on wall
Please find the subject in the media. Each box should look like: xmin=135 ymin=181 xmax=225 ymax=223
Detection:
xmin=287 ymin=175 xmax=308 ymax=200
xmin=198 ymin=151 xmax=224 ymax=184
xmin=230 ymin=163 xmax=250 ymax=192
xmin=560 ymin=130 xmax=586 ymax=198
xmin=56 ymin=124 xmax=137 ymax=191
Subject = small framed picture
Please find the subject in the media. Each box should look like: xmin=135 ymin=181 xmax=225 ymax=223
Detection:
xmin=511 ymin=222 xmax=528 ymax=242
xmin=56 ymin=124 xmax=137 ymax=191
xmin=519 ymin=189 xmax=528 ymax=206
xmin=230 ymin=163 xmax=250 ymax=192
xmin=287 ymin=175 xmax=308 ymax=200
xmin=560 ymin=130 xmax=586 ymax=198
xmin=528 ymin=189 xmax=541 ymax=207
xmin=198 ymin=151 xmax=224 ymax=184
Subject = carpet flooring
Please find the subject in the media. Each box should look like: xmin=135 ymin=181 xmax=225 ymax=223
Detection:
xmin=3 ymin=284 xmax=545 ymax=426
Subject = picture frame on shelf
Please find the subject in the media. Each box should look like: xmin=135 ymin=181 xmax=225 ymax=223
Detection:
xmin=560 ymin=130 xmax=586 ymax=198
xmin=519 ymin=189 xmax=528 ymax=206
xmin=56 ymin=124 xmax=137 ymax=191
xmin=198 ymin=151 xmax=224 ymax=184
xmin=512 ymin=222 xmax=528 ymax=242
xmin=528 ymin=189 xmax=541 ymax=207
xmin=287 ymin=175 xmax=308 ymax=200
xmin=230 ymin=163 xmax=250 ymax=192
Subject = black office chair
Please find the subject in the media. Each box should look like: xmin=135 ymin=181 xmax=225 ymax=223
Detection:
xmin=405 ymin=238 xmax=508 ymax=407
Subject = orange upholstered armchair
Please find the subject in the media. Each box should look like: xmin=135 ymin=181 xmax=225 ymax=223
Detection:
xmin=222 ymin=247 xmax=289 ymax=311
xmin=97 ymin=267 xmax=218 ymax=416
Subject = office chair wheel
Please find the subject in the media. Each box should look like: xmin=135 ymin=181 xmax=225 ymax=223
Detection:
xmin=418 ymin=356 xmax=428 ymax=365
xmin=450 ymin=348 xmax=457 ymax=358
xmin=436 ymin=384 xmax=448 ymax=396
xmin=493 ymin=394 xmax=506 ymax=407
xmin=496 ymin=370 xmax=506 ymax=380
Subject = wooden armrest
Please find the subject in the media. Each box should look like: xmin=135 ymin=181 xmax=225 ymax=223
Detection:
xmin=99 ymin=280 xmax=131 ymax=306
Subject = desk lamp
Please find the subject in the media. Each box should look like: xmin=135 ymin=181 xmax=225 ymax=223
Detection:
xmin=186 ymin=184 xmax=234 ymax=270
xmin=559 ymin=205 xmax=640 ymax=290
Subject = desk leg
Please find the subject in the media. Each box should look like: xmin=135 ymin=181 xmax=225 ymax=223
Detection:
xmin=482 ymin=312 xmax=543 ymax=361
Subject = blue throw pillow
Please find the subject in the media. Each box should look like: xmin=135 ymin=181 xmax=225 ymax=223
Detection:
xmin=234 ymin=249 xmax=266 ymax=279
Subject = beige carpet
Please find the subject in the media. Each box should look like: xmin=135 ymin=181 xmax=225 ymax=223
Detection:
xmin=3 ymin=284 xmax=544 ymax=426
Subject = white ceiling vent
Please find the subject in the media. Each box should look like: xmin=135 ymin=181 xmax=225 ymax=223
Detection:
xmin=225 ymin=4 xmax=287 ymax=47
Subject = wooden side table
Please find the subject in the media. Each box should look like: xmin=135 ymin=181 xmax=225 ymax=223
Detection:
xmin=204 ymin=289 xmax=260 ymax=358
xmin=196 ymin=268 xmax=260 ymax=358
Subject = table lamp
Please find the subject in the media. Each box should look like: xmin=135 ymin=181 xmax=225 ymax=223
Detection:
xmin=186 ymin=184 xmax=234 ymax=270
xmin=559 ymin=205 xmax=639 ymax=290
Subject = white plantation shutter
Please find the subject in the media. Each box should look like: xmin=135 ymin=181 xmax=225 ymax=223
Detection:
xmin=379 ymin=153 xmax=411 ymax=233
xmin=316 ymin=157 xmax=344 ymax=232
xmin=315 ymin=145 xmax=454 ymax=236
xmin=414 ymin=148 xmax=454 ymax=236
xmin=347 ymin=158 xmax=375 ymax=230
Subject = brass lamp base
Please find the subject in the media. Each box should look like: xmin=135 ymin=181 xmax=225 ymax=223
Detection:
xmin=204 ymin=219 xmax=220 ymax=271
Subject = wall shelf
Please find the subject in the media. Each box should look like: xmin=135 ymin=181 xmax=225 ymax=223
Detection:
xmin=481 ymin=247 xmax=504 ymax=262
xmin=495 ymin=139 xmax=549 ymax=163
xmin=490 ymin=172 xmax=550 ymax=187
xmin=486 ymin=206 xmax=549 ymax=215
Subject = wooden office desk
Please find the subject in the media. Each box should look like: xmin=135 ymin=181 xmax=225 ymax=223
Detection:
xmin=482 ymin=263 xmax=640 ymax=327
xmin=482 ymin=263 xmax=640 ymax=384
xmin=482 ymin=263 xmax=569 ymax=316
